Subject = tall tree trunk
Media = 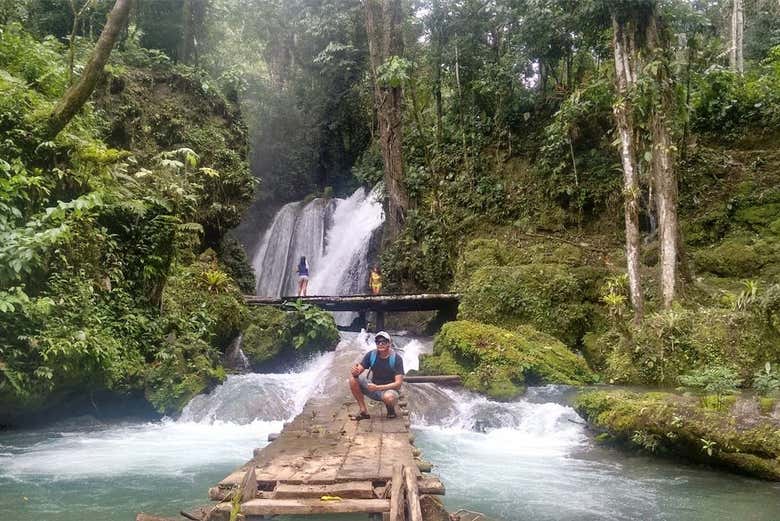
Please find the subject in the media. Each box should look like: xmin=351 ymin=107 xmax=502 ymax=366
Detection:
xmin=179 ymin=0 xmax=193 ymax=64
xmin=430 ymin=0 xmax=444 ymax=147
xmin=611 ymin=15 xmax=644 ymax=322
xmin=47 ymin=0 xmax=133 ymax=138
xmin=364 ymin=0 xmax=409 ymax=243
xmin=647 ymin=15 xmax=680 ymax=308
xmin=730 ymin=0 xmax=744 ymax=74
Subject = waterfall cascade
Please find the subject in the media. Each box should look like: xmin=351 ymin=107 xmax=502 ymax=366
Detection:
xmin=252 ymin=186 xmax=384 ymax=298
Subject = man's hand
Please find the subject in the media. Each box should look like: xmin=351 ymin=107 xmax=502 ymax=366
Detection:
xmin=350 ymin=364 xmax=363 ymax=377
xmin=366 ymin=383 xmax=378 ymax=392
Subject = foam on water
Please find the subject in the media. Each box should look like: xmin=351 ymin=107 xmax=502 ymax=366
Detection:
xmin=0 ymin=419 xmax=279 ymax=480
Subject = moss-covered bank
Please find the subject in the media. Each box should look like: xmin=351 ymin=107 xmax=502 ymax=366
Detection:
xmin=420 ymin=320 xmax=595 ymax=400
xmin=574 ymin=390 xmax=780 ymax=480
xmin=585 ymin=307 xmax=780 ymax=385
xmin=455 ymin=237 xmax=607 ymax=347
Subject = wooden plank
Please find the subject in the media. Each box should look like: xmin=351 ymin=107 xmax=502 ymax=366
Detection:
xmin=240 ymin=498 xmax=390 ymax=515
xmin=239 ymin=467 xmax=257 ymax=502
xmin=403 ymin=375 xmax=461 ymax=384
xmin=419 ymin=476 xmax=445 ymax=495
xmin=388 ymin=464 xmax=404 ymax=521
xmin=404 ymin=465 xmax=423 ymax=521
xmin=339 ymin=432 xmax=382 ymax=479
xmin=378 ymin=432 xmax=417 ymax=479
xmin=273 ymin=481 xmax=375 ymax=499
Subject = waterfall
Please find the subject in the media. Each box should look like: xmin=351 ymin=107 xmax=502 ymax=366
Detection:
xmin=252 ymin=186 xmax=383 ymax=298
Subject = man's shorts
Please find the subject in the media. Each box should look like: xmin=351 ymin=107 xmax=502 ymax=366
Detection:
xmin=358 ymin=376 xmax=399 ymax=402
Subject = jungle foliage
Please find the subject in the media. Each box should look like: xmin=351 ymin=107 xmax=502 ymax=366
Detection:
xmin=0 ymin=21 xmax=259 ymax=421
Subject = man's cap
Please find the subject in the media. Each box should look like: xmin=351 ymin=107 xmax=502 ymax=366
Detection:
xmin=374 ymin=331 xmax=391 ymax=342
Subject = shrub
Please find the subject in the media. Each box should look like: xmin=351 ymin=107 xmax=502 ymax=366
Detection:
xmin=678 ymin=366 xmax=743 ymax=410
xmin=598 ymin=307 xmax=780 ymax=386
xmin=753 ymin=363 xmax=780 ymax=396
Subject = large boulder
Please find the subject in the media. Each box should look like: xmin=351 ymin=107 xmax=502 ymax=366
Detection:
xmin=420 ymin=320 xmax=595 ymax=400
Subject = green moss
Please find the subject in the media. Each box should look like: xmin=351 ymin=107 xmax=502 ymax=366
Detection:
xmin=758 ymin=397 xmax=776 ymax=415
xmin=458 ymin=264 xmax=597 ymax=346
xmin=574 ymin=390 xmax=780 ymax=480
xmin=683 ymin=207 xmax=731 ymax=246
xmin=694 ymin=239 xmax=763 ymax=277
xmin=597 ymin=307 xmax=780 ymax=385
xmin=769 ymin=218 xmax=780 ymax=235
xmin=144 ymin=338 xmax=226 ymax=415
xmin=162 ymin=260 xmax=247 ymax=349
xmin=420 ymin=320 xmax=594 ymax=400
xmin=582 ymin=330 xmax=619 ymax=371
xmin=700 ymin=394 xmax=737 ymax=411
xmin=734 ymin=203 xmax=780 ymax=227
xmin=242 ymin=307 xmax=287 ymax=366
xmin=241 ymin=304 xmax=338 ymax=370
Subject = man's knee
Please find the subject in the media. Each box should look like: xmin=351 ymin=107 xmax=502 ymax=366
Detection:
xmin=349 ymin=375 xmax=360 ymax=390
xmin=382 ymin=391 xmax=398 ymax=404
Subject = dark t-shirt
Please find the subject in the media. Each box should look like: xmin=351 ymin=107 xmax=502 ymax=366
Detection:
xmin=361 ymin=350 xmax=404 ymax=385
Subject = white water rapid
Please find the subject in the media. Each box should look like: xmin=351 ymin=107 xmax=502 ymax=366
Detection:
xmin=252 ymin=185 xmax=384 ymax=298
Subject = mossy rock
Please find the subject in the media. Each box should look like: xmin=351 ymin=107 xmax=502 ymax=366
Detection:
xmin=419 ymin=320 xmax=595 ymax=400
xmin=240 ymin=304 xmax=338 ymax=370
xmin=242 ymin=307 xmax=288 ymax=366
xmin=162 ymin=260 xmax=247 ymax=349
xmin=769 ymin=218 xmax=780 ymax=236
xmin=683 ymin=206 xmax=731 ymax=246
xmin=144 ymin=340 xmax=226 ymax=415
xmin=574 ymin=390 xmax=780 ymax=480
xmin=694 ymin=239 xmax=763 ymax=277
xmin=455 ymin=237 xmax=590 ymax=290
xmin=596 ymin=307 xmax=780 ymax=386
xmin=458 ymin=264 xmax=597 ymax=346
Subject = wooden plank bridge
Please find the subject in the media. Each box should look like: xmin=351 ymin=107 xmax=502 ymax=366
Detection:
xmin=244 ymin=293 xmax=460 ymax=330
xmin=201 ymin=379 xmax=446 ymax=521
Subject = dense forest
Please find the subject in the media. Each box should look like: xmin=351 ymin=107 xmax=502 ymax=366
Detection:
xmin=1 ymin=0 xmax=779 ymax=482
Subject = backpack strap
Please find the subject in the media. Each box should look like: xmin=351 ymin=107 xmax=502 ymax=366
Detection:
xmin=368 ymin=350 xmax=397 ymax=370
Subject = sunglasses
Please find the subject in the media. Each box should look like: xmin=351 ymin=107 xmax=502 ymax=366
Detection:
xmin=375 ymin=338 xmax=390 ymax=345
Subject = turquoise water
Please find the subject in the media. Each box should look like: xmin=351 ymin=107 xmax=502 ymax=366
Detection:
xmin=0 ymin=419 xmax=276 ymax=520
xmin=1 ymin=341 xmax=778 ymax=521
xmin=1 ymin=409 xmax=778 ymax=521
xmin=415 ymin=427 xmax=780 ymax=521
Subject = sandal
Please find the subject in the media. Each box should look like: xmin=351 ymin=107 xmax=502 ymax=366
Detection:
xmin=349 ymin=411 xmax=371 ymax=421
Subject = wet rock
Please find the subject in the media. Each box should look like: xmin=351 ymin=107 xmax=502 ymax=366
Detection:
xmin=420 ymin=495 xmax=450 ymax=521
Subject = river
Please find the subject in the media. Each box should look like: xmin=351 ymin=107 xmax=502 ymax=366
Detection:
xmin=1 ymin=333 xmax=778 ymax=521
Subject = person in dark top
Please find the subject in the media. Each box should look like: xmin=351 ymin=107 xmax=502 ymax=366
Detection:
xmin=296 ymin=256 xmax=309 ymax=296
xmin=348 ymin=331 xmax=404 ymax=420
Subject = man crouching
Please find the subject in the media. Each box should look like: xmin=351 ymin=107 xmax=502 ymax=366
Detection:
xmin=349 ymin=331 xmax=404 ymax=420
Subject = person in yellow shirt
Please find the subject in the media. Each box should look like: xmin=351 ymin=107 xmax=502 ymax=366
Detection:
xmin=369 ymin=265 xmax=382 ymax=295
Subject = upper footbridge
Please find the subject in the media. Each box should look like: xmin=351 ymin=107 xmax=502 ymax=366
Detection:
xmin=243 ymin=293 xmax=460 ymax=330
